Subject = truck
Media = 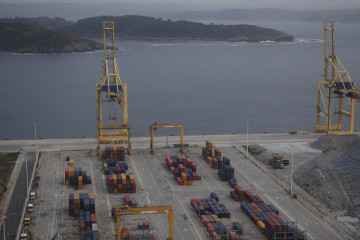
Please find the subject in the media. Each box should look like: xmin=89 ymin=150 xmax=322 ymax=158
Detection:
xmin=24 ymin=213 xmax=32 ymax=226
xmin=29 ymin=190 xmax=36 ymax=200
xmin=268 ymin=154 xmax=289 ymax=169
xmin=20 ymin=228 xmax=28 ymax=240
xmin=27 ymin=200 xmax=34 ymax=212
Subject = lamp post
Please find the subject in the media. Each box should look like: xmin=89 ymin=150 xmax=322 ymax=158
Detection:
xmin=246 ymin=118 xmax=249 ymax=159
xmin=291 ymin=149 xmax=294 ymax=195
xmin=25 ymin=155 xmax=29 ymax=196
xmin=34 ymin=123 xmax=38 ymax=158
xmin=2 ymin=215 xmax=7 ymax=240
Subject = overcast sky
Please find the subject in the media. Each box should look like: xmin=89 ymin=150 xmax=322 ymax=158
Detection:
xmin=2 ymin=0 xmax=360 ymax=10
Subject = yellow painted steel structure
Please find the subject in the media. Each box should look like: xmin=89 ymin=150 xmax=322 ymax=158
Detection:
xmin=150 ymin=123 xmax=184 ymax=154
xmin=316 ymin=22 xmax=360 ymax=134
xmin=115 ymin=205 xmax=174 ymax=240
xmin=97 ymin=21 xmax=131 ymax=154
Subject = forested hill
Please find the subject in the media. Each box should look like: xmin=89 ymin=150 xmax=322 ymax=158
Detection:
xmin=62 ymin=15 xmax=294 ymax=42
xmin=0 ymin=22 xmax=102 ymax=53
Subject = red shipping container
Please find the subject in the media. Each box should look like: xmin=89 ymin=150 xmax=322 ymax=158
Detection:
xmin=212 ymin=158 xmax=218 ymax=169
xmin=192 ymin=163 xmax=197 ymax=172
xmin=211 ymin=232 xmax=221 ymax=240
xmin=91 ymin=214 xmax=97 ymax=223
xmin=214 ymin=148 xmax=221 ymax=157
xmin=74 ymin=203 xmax=79 ymax=209
xmin=170 ymin=167 xmax=175 ymax=174
xmin=206 ymin=223 xmax=215 ymax=233
xmin=192 ymin=172 xmax=197 ymax=180
xmin=144 ymin=221 xmax=150 ymax=229
xmin=65 ymin=168 xmax=69 ymax=177
xmin=190 ymin=199 xmax=198 ymax=206
xmin=230 ymin=190 xmax=240 ymax=201
xmin=234 ymin=186 xmax=243 ymax=194
xmin=201 ymin=215 xmax=209 ymax=226
xmin=181 ymin=155 xmax=187 ymax=162
xmin=125 ymin=195 xmax=131 ymax=205
xmin=80 ymin=220 xmax=86 ymax=230
xmin=107 ymin=175 xmax=113 ymax=184
xmin=176 ymin=177 xmax=183 ymax=185
xmin=186 ymin=158 xmax=192 ymax=166
xmin=131 ymin=186 xmax=136 ymax=193
xmin=271 ymin=212 xmax=279 ymax=218
xmin=116 ymin=163 xmax=121 ymax=173
xmin=178 ymin=164 xmax=185 ymax=172
xmin=249 ymin=212 xmax=259 ymax=223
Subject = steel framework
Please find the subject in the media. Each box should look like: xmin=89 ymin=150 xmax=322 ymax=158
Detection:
xmin=316 ymin=21 xmax=360 ymax=134
xmin=150 ymin=123 xmax=184 ymax=154
xmin=97 ymin=21 xmax=131 ymax=154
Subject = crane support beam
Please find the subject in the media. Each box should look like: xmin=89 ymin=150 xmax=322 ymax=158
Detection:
xmin=315 ymin=22 xmax=359 ymax=134
xmin=115 ymin=205 xmax=173 ymax=240
xmin=150 ymin=123 xmax=184 ymax=155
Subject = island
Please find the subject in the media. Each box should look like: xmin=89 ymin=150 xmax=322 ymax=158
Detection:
xmin=0 ymin=15 xmax=295 ymax=54
xmin=63 ymin=15 xmax=295 ymax=42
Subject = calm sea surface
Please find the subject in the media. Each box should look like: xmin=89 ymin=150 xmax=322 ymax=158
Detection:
xmin=1 ymin=21 xmax=360 ymax=139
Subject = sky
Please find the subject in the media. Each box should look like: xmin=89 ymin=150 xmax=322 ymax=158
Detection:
xmin=2 ymin=0 xmax=360 ymax=11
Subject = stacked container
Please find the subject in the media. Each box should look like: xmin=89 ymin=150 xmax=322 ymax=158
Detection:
xmin=102 ymin=146 xmax=126 ymax=161
xmin=190 ymin=193 xmax=235 ymax=240
xmin=69 ymin=192 xmax=98 ymax=235
xmin=106 ymin=173 xmax=136 ymax=194
xmin=240 ymin=191 xmax=305 ymax=240
xmin=202 ymin=140 xmax=213 ymax=159
xmin=65 ymin=167 xmax=92 ymax=188
xmin=218 ymin=157 xmax=235 ymax=181
xmin=165 ymin=155 xmax=201 ymax=186
xmin=230 ymin=186 xmax=244 ymax=201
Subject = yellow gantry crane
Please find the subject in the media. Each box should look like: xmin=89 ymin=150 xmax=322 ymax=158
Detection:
xmin=97 ymin=21 xmax=131 ymax=154
xmin=150 ymin=123 xmax=184 ymax=154
xmin=316 ymin=21 xmax=360 ymax=134
xmin=115 ymin=205 xmax=174 ymax=240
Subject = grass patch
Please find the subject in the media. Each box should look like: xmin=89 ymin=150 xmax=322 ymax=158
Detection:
xmin=0 ymin=152 xmax=20 ymax=201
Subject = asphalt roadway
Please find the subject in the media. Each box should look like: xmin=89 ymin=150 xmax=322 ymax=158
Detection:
xmin=0 ymin=152 xmax=35 ymax=240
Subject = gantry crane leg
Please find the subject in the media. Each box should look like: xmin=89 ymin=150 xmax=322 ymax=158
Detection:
xmin=315 ymin=21 xmax=359 ymax=134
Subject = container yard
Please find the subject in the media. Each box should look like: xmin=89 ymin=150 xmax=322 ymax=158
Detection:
xmin=1 ymin=133 xmax=357 ymax=240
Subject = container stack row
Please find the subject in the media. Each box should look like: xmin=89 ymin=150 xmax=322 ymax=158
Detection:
xmin=190 ymin=193 xmax=241 ymax=240
xmin=65 ymin=167 xmax=92 ymax=188
xmin=201 ymin=144 xmax=237 ymax=187
xmin=69 ymin=193 xmax=98 ymax=239
xmin=201 ymin=141 xmax=305 ymax=239
xmin=164 ymin=155 xmax=201 ymax=186
xmin=103 ymin=160 xmax=128 ymax=175
xmin=102 ymin=146 xmax=126 ymax=161
xmin=241 ymin=201 xmax=305 ymax=240
xmin=106 ymin=173 xmax=136 ymax=194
